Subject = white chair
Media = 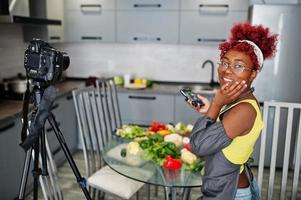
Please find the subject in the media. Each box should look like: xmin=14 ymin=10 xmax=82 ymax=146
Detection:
xmin=257 ymin=101 xmax=301 ymax=200
xmin=73 ymin=86 xmax=145 ymax=199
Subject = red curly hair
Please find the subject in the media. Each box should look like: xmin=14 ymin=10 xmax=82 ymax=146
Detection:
xmin=219 ymin=23 xmax=278 ymax=70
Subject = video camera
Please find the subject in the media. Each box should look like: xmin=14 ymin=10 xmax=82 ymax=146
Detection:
xmin=24 ymin=39 xmax=70 ymax=87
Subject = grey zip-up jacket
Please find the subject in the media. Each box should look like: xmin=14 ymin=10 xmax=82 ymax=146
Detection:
xmin=190 ymin=116 xmax=240 ymax=200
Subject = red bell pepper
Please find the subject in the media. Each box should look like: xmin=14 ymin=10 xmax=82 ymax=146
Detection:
xmin=149 ymin=121 xmax=167 ymax=132
xmin=184 ymin=143 xmax=192 ymax=152
xmin=163 ymin=155 xmax=182 ymax=170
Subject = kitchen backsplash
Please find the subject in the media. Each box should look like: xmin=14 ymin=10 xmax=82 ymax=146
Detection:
xmin=54 ymin=42 xmax=220 ymax=83
xmin=0 ymin=24 xmax=220 ymax=83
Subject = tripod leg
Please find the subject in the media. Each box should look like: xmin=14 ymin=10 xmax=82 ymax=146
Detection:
xmin=33 ymin=140 xmax=41 ymax=200
xmin=40 ymin=128 xmax=48 ymax=176
xmin=48 ymin=113 xmax=92 ymax=200
xmin=17 ymin=148 xmax=32 ymax=200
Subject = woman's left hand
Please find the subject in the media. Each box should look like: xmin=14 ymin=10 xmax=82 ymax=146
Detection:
xmin=213 ymin=80 xmax=247 ymax=107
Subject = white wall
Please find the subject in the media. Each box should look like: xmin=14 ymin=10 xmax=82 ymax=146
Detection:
xmin=54 ymin=42 xmax=220 ymax=83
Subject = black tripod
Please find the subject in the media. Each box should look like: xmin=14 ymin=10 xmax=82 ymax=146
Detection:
xmin=17 ymin=84 xmax=92 ymax=200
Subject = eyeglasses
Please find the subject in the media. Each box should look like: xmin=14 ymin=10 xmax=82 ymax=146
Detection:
xmin=217 ymin=60 xmax=254 ymax=74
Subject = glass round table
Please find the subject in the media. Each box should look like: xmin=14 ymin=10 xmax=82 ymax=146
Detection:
xmin=102 ymin=136 xmax=203 ymax=200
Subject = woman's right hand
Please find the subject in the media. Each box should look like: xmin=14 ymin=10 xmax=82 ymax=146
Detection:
xmin=186 ymin=95 xmax=211 ymax=114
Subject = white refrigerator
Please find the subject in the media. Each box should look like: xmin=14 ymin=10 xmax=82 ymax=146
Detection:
xmin=250 ymin=4 xmax=301 ymax=167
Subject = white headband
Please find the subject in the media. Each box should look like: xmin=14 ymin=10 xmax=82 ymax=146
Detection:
xmin=239 ymin=40 xmax=264 ymax=69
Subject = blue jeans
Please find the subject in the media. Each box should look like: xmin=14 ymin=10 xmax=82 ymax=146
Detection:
xmin=234 ymin=179 xmax=260 ymax=200
xmin=235 ymin=187 xmax=252 ymax=200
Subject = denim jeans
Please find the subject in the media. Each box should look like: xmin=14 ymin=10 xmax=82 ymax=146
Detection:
xmin=235 ymin=186 xmax=252 ymax=200
xmin=234 ymin=179 xmax=260 ymax=200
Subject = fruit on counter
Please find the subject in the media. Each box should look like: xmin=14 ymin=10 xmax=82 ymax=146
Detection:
xmin=181 ymin=149 xmax=197 ymax=164
xmin=164 ymin=133 xmax=183 ymax=147
xmin=148 ymin=121 xmax=167 ymax=132
xmin=126 ymin=141 xmax=141 ymax=155
xmin=116 ymin=125 xmax=146 ymax=138
xmin=163 ymin=155 xmax=182 ymax=170
xmin=134 ymin=79 xmax=143 ymax=85
xmin=114 ymin=76 xmax=124 ymax=86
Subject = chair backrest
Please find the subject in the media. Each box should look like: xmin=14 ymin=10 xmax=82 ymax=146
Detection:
xmin=38 ymin=134 xmax=63 ymax=200
xmin=257 ymin=101 xmax=301 ymax=200
xmin=96 ymin=78 xmax=122 ymax=132
xmin=73 ymin=86 xmax=106 ymax=178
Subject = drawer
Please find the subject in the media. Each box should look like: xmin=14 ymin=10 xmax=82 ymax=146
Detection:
xmin=64 ymin=10 xmax=115 ymax=42
xmin=65 ymin=0 xmax=115 ymax=10
xmin=181 ymin=0 xmax=250 ymax=11
xmin=174 ymin=95 xmax=202 ymax=124
xmin=180 ymin=11 xmax=248 ymax=45
xmin=117 ymin=11 xmax=179 ymax=43
xmin=117 ymin=0 xmax=179 ymax=10
xmin=118 ymin=93 xmax=174 ymax=123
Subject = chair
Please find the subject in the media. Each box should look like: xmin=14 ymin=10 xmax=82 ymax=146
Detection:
xmin=257 ymin=101 xmax=301 ymax=200
xmin=73 ymin=86 xmax=145 ymax=199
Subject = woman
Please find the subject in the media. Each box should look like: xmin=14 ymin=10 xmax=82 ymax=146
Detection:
xmin=188 ymin=23 xmax=277 ymax=200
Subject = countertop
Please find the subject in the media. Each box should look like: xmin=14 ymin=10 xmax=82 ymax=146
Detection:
xmin=0 ymin=80 xmax=85 ymax=123
xmin=0 ymin=80 xmax=216 ymax=123
xmin=117 ymin=83 xmax=217 ymax=95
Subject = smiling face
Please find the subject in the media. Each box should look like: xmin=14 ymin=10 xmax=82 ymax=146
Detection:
xmin=218 ymin=50 xmax=257 ymax=88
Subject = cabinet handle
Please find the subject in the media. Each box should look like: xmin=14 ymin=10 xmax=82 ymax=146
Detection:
xmin=197 ymin=38 xmax=226 ymax=43
xmin=51 ymin=103 xmax=59 ymax=110
xmin=199 ymin=4 xmax=229 ymax=14
xmin=133 ymin=4 xmax=161 ymax=8
xmin=46 ymin=122 xmax=61 ymax=133
xmin=80 ymin=4 xmax=102 ymax=12
xmin=50 ymin=36 xmax=61 ymax=40
xmin=199 ymin=4 xmax=228 ymax=8
xmin=133 ymin=37 xmax=161 ymax=41
xmin=128 ymin=95 xmax=156 ymax=100
xmin=81 ymin=36 xmax=102 ymax=40
xmin=0 ymin=122 xmax=15 ymax=133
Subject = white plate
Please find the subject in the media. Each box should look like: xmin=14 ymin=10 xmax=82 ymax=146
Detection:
xmin=124 ymin=83 xmax=147 ymax=90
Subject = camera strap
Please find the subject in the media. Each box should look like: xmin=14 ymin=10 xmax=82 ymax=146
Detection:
xmin=20 ymin=78 xmax=31 ymax=144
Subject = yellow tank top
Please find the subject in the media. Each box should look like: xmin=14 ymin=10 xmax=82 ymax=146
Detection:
xmin=220 ymin=99 xmax=264 ymax=173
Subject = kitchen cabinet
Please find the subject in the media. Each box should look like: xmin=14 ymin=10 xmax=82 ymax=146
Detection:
xmin=116 ymin=0 xmax=180 ymax=10
xmin=174 ymin=95 xmax=203 ymax=124
xmin=179 ymin=0 xmax=249 ymax=45
xmin=45 ymin=92 xmax=78 ymax=165
xmin=116 ymin=0 xmax=179 ymax=43
xmin=64 ymin=0 xmax=116 ymax=42
xmin=0 ymin=117 xmax=30 ymax=199
xmin=118 ymin=92 xmax=175 ymax=125
xmin=46 ymin=0 xmax=64 ymax=42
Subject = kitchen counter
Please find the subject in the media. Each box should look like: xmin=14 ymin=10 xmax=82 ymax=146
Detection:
xmin=117 ymin=83 xmax=217 ymax=95
xmin=0 ymin=80 xmax=85 ymax=123
xmin=0 ymin=80 xmax=217 ymax=123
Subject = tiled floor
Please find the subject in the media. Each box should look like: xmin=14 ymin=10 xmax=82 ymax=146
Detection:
xmin=28 ymin=151 xmax=301 ymax=200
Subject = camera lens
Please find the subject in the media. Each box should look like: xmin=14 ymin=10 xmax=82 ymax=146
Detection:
xmin=61 ymin=53 xmax=70 ymax=71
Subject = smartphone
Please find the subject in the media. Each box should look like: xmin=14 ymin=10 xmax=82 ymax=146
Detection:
xmin=180 ymin=89 xmax=204 ymax=107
